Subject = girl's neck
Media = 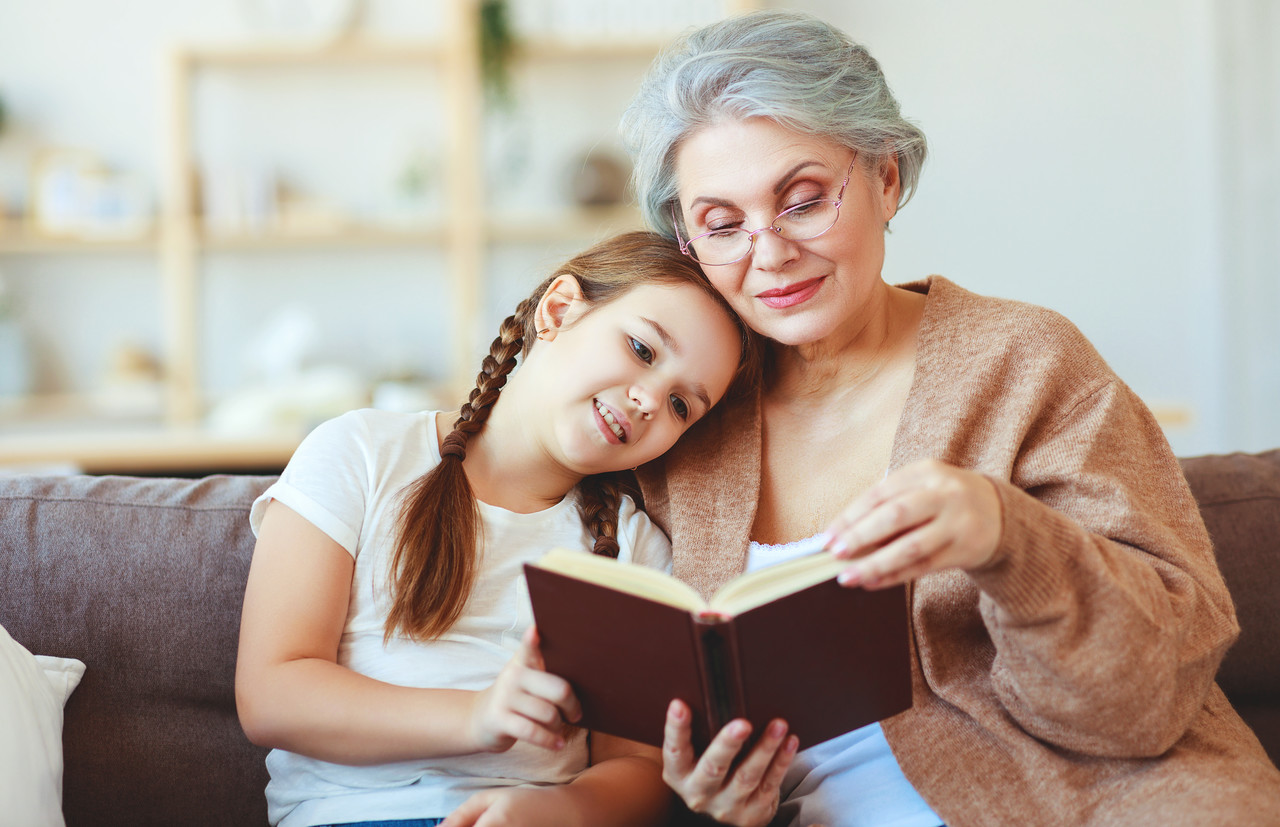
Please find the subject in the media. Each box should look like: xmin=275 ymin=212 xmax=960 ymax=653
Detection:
xmin=437 ymin=396 xmax=580 ymax=515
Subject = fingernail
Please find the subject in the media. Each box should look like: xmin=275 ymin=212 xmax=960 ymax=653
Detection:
xmin=769 ymin=720 xmax=787 ymax=738
xmin=785 ymin=735 xmax=799 ymax=754
xmin=829 ymin=538 xmax=849 ymax=556
xmin=837 ymin=567 xmax=862 ymax=586
xmin=818 ymin=531 xmax=833 ymax=548
xmin=731 ymin=720 xmax=751 ymax=738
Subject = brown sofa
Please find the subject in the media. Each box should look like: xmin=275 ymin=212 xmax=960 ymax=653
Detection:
xmin=1 ymin=450 xmax=1278 ymax=827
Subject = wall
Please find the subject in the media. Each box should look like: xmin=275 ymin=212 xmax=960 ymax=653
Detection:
xmin=0 ymin=0 xmax=1276 ymax=454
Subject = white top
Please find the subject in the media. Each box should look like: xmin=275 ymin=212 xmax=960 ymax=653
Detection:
xmin=249 ymin=409 xmax=673 ymax=827
xmin=746 ymin=537 xmax=942 ymax=827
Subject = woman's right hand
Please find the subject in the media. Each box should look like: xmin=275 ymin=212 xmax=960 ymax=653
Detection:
xmin=469 ymin=626 xmax=582 ymax=753
xmin=662 ymin=699 xmax=798 ymax=826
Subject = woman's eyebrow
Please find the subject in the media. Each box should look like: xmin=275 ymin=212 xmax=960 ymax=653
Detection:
xmin=774 ymin=161 xmax=822 ymax=194
xmin=686 ymin=161 xmax=825 ymax=209
xmin=641 ymin=317 xmax=712 ymax=410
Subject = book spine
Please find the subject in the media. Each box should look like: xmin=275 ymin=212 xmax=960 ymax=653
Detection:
xmin=693 ymin=617 xmax=747 ymax=741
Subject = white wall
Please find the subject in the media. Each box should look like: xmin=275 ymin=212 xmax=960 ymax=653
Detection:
xmin=1 ymin=0 xmax=1276 ymax=454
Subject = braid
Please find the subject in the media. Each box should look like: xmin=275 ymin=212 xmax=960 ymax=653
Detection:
xmin=577 ymin=473 xmax=624 ymax=558
xmin=385 ymin=296 xmax=536 ymax=641
xmin=444 ymin=296 xmax=536 ymax=459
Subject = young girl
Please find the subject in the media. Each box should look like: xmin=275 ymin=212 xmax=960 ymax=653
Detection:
xmin=235 ymin=231 xmax=759 ymax=827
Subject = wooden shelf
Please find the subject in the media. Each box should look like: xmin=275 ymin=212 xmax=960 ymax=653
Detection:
xmin=0 ymin=424 xmax=302 ymax=475
xmin=177 ymin=40 xmax=450 ymax=67
xmin=195 ymin=223 xmax=450 ymax=251
xmin=0 ymin=225 xmax=158 ymax=254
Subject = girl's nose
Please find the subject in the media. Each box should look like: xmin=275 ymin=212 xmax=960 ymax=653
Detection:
xmin=629 ymin=385 xmax=657 ymax=419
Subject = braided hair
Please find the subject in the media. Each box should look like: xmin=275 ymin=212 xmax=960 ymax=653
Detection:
xmin=385 ymin=231 xmax=760 ymax=641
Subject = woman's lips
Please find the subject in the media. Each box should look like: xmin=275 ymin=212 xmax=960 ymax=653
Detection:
xmin=756 ymin=277 xmax=824 ymax=309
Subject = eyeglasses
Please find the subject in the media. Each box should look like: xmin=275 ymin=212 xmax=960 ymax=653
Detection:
xmin=673 ymin=158 xmax=857 ymax=266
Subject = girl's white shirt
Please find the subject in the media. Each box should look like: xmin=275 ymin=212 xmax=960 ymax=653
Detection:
xmin=249 ymin=409 xmax=673 ymax=827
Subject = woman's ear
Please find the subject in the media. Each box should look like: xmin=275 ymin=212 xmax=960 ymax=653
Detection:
xmin=533 ymin=274 xmax=587 ymax=342
xmin=879 ymin=151 xmax=901 ymax=224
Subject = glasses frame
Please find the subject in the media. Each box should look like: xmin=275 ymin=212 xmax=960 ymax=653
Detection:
xmin=672 ymin=157 xmax=858 ymax=266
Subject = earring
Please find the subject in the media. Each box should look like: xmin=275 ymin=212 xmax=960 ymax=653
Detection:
xmin=536 ymin=327 xmax=551 ymax=340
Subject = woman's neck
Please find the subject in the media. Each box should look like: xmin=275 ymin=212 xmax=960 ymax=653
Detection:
xmin=769 ymin=282 xmax=922 ymax=403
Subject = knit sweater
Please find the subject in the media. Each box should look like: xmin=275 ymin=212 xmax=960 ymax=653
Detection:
xmin=637 ymin=276 xmax=1280 ymax=826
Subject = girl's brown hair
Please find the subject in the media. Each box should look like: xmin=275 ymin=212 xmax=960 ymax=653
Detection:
xmin=384 ymin=230 xmax=760 ymax=641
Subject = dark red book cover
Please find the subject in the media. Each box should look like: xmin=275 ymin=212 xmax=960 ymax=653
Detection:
xmin=524 ymin=564 xmax=912 ymax=751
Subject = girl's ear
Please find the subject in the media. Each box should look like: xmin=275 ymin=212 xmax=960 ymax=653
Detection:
xmin=533 ymin=274 xmax=587 ymax=341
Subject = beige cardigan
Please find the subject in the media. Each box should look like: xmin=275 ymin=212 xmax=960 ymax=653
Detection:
xmin=637 ymin=277 xmax=1280 ymax=826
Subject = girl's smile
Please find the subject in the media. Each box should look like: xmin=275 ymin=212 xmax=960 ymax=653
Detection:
xmin=593 ymin=398 xmax=630 ymax=444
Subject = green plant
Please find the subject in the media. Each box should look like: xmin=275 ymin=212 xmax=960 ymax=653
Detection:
xmin=478 ymin=0 xmax=515 ymax=108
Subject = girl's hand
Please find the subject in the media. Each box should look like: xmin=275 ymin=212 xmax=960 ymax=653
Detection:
xmin=824 ymin=459 xmax=1002 ymax=589
xmin=469 ymin=627 xmax=581 ymax=753
xmin=661 ymin=700 xmax=798 ymax=827
xmin=442 ymin=786 xmax=575 ymax=827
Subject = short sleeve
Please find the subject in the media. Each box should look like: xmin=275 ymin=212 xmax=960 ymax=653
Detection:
xmin=249 ymin=411 xmax=376 ymax=556
xmin=615 ymin=495 xmax=673 ymax=573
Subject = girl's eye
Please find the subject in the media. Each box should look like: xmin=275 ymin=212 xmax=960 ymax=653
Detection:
xmin=669 ymin=395 xmax=690 ymax=421
xmin=628 ymin=336 xmax=654 ymax=364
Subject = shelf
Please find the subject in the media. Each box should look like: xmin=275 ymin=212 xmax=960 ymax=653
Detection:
xmin=177 ymin=40 xmax=450 ymax=68
xmin=194 ymin=223 xmax=450 ymax=251
xmin=0 ymin=225 xmax=158 ymax=255
xmin=0 ymin=424 xmax=302 ymax=475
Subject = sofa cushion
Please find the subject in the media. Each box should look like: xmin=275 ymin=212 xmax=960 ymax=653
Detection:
xmin=0 ymin=474 xmax=276 ymax=827
xmin=1180 ymin=449 xmax=1280 ymax=765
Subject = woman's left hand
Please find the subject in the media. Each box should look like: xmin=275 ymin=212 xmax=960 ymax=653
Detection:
xmin=823 ymin=459 xmax=1002 ymax=588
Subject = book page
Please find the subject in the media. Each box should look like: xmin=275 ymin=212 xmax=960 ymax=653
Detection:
xmin=532 ymin=548 xmax=707 ymax=612
xmin=709 ymin=551 xmax=849 ymax=615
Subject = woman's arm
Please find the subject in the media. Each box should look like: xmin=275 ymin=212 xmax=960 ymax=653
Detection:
xmin=824 ymin=380 xmax=1238 ymax=757
xmin=442 ymin=731 xmax=672 ymax=827
xmin=235 ymin=500 xmax=580 ymax=765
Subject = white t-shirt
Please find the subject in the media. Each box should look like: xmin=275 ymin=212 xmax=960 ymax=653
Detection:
xmin=747 ymin=537 xmax=942 ymax=827
xmin=249 ymin=409 xmax=673 ymax=827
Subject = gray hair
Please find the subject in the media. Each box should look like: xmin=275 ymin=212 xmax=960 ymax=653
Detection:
xmin=620 ymin=10 xmax=928 ymax=238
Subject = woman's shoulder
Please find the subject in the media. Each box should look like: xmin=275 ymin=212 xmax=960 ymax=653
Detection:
xmin=909 ymin=275 xmax=1104 ymax=367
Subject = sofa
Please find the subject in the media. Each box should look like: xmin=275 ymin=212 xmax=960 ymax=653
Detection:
xmin=1 ymin=450 xmax=1277 ymax=827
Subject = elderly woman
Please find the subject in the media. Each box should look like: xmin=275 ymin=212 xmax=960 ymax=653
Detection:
xmin=619 ymin=10 xmax=1280 ymax=827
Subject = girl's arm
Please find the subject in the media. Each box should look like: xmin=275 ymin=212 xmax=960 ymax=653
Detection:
xmin=442 ymin=733 xmax=671 ymax=827
xmin=235 ymin=501 xmax=579 ymax=765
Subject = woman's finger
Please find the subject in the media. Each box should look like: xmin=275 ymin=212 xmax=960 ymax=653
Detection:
xmin=662 ymin=699 xmax=697 ymax=781
xmin=519 ymin=668 xmax=582 ymax=723
xmin=728 ymin=719 xmax=790 ymax=794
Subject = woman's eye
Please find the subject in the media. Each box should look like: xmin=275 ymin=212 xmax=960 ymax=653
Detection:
xmin=669 ymin=395 xmax=690 ymax=420
xmin=786 ymin=198 xmax=823 ymax=215
xmin=628 ymin=337 xmax=654 ymax=363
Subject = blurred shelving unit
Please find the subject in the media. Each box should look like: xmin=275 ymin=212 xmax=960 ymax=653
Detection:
xmin=0 ymin=0 xmax=760 ymax=474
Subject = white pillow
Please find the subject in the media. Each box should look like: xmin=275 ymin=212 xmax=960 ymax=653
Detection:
xmin=0 ymin=624 xmax=86 ymax=827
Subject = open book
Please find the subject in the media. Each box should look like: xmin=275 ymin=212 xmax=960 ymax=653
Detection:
xmin=524 ymin=548 xmax=913 ymax=751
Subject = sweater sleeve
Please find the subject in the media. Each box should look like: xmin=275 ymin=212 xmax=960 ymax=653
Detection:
xmin=967 ymin=376 xmax=1239 ymax=758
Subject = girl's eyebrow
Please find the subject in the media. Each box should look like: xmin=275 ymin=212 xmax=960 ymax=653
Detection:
xmin=640 ymin=317 xmax=712 ymax=410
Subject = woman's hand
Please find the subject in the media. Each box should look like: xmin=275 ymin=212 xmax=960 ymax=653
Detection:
xmin=661 ymin=700 xmax=798 ymax=827
xmin=824 ymin=459 xmax=1002 ymax=589
xmin=468 ymin=626 xmax=581 ymax=753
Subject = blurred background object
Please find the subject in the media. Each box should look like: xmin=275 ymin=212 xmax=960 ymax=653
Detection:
xmin=0 ymin=0 xmax=1276 ymax=474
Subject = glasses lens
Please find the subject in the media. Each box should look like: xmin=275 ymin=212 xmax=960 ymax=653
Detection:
xmin=775 ymin=200 xmax=839 ymax=241
xmin=686 ymin=231 xmax=752 ymax=266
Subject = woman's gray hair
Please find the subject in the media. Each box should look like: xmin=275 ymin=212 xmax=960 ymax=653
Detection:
xmin=620 ymin=10 xmax=928 ymax=238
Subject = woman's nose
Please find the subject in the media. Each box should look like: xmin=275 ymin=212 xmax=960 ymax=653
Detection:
xmin=748 ymin=225 xmax=801 ymax=269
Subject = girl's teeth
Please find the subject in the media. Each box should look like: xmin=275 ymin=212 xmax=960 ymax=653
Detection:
xmin=596 ymin=400 xmax=626 ymax=441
